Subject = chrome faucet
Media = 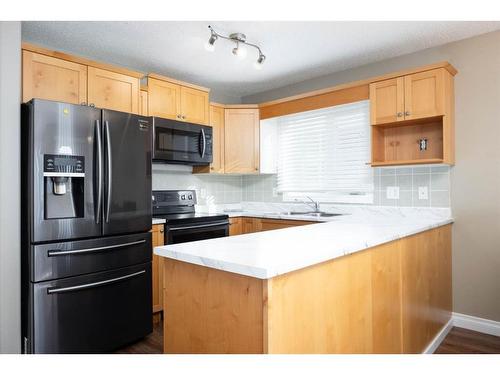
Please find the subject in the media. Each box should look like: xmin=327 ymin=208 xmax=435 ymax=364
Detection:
xmin=303 ymin=196 xmax=320 ymax=213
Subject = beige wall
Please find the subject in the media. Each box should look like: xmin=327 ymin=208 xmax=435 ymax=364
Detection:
xmin=244 ymin=30 xmax=500 ymax=322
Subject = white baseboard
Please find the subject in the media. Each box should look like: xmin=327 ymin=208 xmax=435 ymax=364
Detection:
xmin=452 ymin=312 xmax=500 ymax=337
xmin=423 ymin=318 xmax=454 ymax=354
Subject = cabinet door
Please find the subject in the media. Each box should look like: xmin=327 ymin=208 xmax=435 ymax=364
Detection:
xmin=22 ymin=50 xmax=87 ymax=104
xmin=210 ymin=105 xmax=225 ymax=173
xmin=229 ymin=218 xmax=242 ymax=236
xmin=224 ymin=108 xmax=260 ymax=174
xmin=151 ymin=224 xmax=165 ymax=314
xmin=369 ymin=77 xmax=404 ymax=125
xmin=139 ymin=89 xmax=148 ymax=116
xmin=180 ymin=86 xmax=209 ymax=125
xmin=404 ymin=69 xmax=445 ymax=121
xmin=87 ymin=67 xmax=139 ymax=114
xmin=148 ymin=78 xmax=180 ymax=120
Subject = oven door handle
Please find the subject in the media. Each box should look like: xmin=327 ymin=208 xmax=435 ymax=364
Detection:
xmin=47 ymin=239 xmax=146 ymax=257
xmin=47 ymin=270 xmax=146 ymax=294
xmin=167 ymin=220 xmax=229 ymax=232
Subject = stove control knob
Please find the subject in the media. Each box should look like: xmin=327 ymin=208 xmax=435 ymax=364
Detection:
xmin=188 ymin=194 xmax=193 ymax=200
xmin=181 ymin=195 xmax=186 ymax=200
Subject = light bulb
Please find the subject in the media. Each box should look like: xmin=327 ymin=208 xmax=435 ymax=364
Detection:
xmin=232 ymin=44 xmax=247 ymax=59
xmin=205 ymin=42 xmax=215 ymax=52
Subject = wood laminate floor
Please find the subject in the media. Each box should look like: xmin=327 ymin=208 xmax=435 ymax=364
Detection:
xmin=115 ymin=323 xmax=500 ymax=354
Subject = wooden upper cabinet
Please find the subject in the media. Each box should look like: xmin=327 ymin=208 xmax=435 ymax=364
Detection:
xmin=139 ymin=89 xmax=149 ymax=116
xmin=180 ymin=86 xmax=209 ymax=125
xmin=22 ymin=50 xmax=87 ymax=104
xmin=87 ymin=67 xmax=139 ymax=114
xmin=209 ymin=105 xmax=225 ymax=173
xmin=369 ymin=77 xmax=404 ymax=125
xmin=224 ymin=108 xmax=260 ymax=174
xmin=404 ymin=69 xmax=445 ymax=121
xmin=147 ymin=76 xmax=209 ymax=125
xmin=148 ymin=77 xmax=181 ymax=120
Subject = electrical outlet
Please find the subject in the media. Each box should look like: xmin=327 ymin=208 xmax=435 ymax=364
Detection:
xmin=386 ymin=186 xmax=400 ymax=200
xmin=418 ymin=186 xmax=429 ymax=200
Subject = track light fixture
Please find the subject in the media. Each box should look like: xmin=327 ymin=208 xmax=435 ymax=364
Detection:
xmin=206 ymin=25 xmax=266 ymax=69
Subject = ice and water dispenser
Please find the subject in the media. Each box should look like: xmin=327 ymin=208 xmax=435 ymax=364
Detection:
xmin=43 ymin=154 xmax=85 ymax=219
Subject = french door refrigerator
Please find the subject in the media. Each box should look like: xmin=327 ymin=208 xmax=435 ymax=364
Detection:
xmin=21 ymin=99 xmax=153 ymax=353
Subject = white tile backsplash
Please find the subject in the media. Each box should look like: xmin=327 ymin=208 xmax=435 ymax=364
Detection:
xmin=152 ymin=164 xmax=451 ymax=208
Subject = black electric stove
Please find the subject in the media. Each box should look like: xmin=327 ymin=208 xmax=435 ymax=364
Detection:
xmin=152 ymin=190 xmax=229 ymax=244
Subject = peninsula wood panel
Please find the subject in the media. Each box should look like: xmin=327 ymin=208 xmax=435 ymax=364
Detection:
xmin=224 ymin=108 xmax=260 ymax=173
xmin=369 ymin=77 xmax=405 ymax=125
xmin=401 ymin=225 xmax=452 ymax=353
xmin=371 ymin=241 xmax=403 ymax=353
xmin=87 ymin=67 xmax=139 ymax=114
xmin=266 ymin=249 xmax=374 ymax=354
xmin=151 ymin=224 xmax=165 ymax=314
xmin=163 ymin=258 xmax=264 ymax=353
xmin=161 ymin=224 xmax=452 ymax=354
xmin=22 ymin=50 xmax=87 ymax=104
xmin=260 ymin=85 xmax=369 ymax=120
xmin=180 ymin=86 xmax=209 ymax=125
xmin=148 ymin=77 xmax=181 ymax=120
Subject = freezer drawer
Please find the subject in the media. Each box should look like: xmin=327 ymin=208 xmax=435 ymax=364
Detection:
xmin=31 ymin=232 xmax=152 ymax=282
xmin=28 ymin=262 xmax=152 ymax=354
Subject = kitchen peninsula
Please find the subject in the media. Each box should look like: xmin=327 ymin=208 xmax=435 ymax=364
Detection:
xmin=154 ymin=209 xmax=453 ymax=354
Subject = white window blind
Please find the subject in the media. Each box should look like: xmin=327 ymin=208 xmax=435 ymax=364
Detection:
xmin=277 ymin=100 xmax=373 ymax=203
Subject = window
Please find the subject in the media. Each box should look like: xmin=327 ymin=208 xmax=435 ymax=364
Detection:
xmin=276 ymin=100 xmax=373 ymax=203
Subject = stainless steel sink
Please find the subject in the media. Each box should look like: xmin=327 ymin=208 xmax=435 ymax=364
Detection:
xmin=285 ymin=212 xmax=343 ymax=218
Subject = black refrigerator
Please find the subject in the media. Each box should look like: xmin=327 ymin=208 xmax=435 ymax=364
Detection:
xmin=21 ymin=99 xmax=153 ymax=353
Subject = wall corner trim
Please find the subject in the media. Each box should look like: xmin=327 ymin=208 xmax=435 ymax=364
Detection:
xmin=452 ymin=312 xmax=500 ymax=337
xmin=423 ymin=318 xmax=454 ymax=354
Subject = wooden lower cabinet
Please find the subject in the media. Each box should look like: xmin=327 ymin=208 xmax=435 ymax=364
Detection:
xmin=229 ymin=218 xmax=242 ymax=236
xmin=151 ymin=224 xmax=165 ymax=316
xmin=229 ymin=217 xmax=315 ymax=236
xmin=162 ymin=225 xmax=452 ymax=353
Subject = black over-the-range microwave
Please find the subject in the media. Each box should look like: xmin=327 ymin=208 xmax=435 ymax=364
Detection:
xmin=152 ymin=117 xmax=213 ymax=165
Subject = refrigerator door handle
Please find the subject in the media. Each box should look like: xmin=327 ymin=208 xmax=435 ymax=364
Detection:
xmin=47 ymin=270 xmax=146 ymax=294
xmin=104 ymin=120 xmax=112 ymax=223
xmin=95 ymin=119 xmax=103 ymax=224
xmin=47 ymin=239 xmax=146 ymax=257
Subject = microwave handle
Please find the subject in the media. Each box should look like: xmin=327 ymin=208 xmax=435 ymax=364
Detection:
xmin=200 ymin=128 xmax=206 ymax=159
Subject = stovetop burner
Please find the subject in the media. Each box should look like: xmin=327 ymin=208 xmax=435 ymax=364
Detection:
xmin=152 ymin=190 xmax=228 ymax=225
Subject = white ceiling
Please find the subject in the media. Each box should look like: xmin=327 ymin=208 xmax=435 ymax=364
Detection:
xmin=22 ymin=21 xmax=500 ymax=100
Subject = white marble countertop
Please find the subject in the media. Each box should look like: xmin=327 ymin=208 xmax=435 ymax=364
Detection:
xmin=154 ymin=206 xmax=453 ymax=279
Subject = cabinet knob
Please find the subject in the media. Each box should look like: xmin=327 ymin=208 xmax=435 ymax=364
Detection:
xmin=182 ymin=115 xmax=186 ymax=119
xmin=397 ymin=112 xmax=403 ymax=117
xmin=177 ymin=114 xmax=181 ymax=119
xmin=160 ymin=229 xmax=164 ymax=233
xmin=255 ymin=167 xmax=259 ymax=171
xmin=405 ymin=111 xmax=410 ymax=116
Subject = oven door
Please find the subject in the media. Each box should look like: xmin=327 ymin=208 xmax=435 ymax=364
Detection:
xmin=152 ymin=118 xmax=212 ymax=165
xmin=166 ymin=220 xmax=229 ymax=244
